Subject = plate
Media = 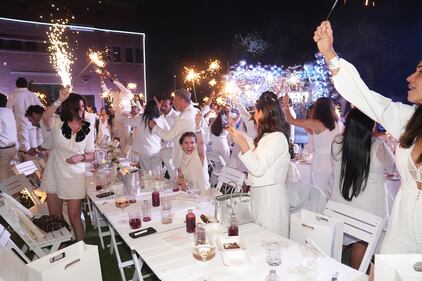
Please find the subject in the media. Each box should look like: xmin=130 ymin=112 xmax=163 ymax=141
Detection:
xmin=216 ymin=236 xmax=246 ymax=251
xmin=221 ymin=250 xmax=252 ymax=266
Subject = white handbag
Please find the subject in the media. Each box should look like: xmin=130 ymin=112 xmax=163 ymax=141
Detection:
xmin=27 ymin=241 xmax=102 ymax=281
xmin=290 ymin=209 xmax=344 ymax=261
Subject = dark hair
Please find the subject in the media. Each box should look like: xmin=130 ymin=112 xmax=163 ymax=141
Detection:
xmin=0 ymin=93 xmax=7 ymax=107
xmin=25 ymin=105 xmax=45 ymax=116
xmin=100 ymin=107 xmax=113 ymax=129
xmin=179 ymin=131 xmax=196 ymax=145
xmin=210 ymin=110 xmax=226 ymax=137
xmin=254 ymin=91 xmax=290 ymax=147
xmin=142 ymin=100 xmax=160 ymax=132
xmin=174 ymin=89 xmax=191 ymax=103
xmin=60 ymin=93 xmax=86 ymax=122
xmin=399 ymin=105 xmax=422 ymax=164
xmin=333 ymin=108 xmax=375 ymax=201
xmin=16 ymin=77 xmax=28 ymax=88
xmin=313 ymin=97 xmax=338 ymax=131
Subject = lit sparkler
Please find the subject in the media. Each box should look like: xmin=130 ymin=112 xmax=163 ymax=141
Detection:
xmin=184 ymin=67 xmax=202 ymax=103
xmin=127 ymin=83 xmax=137 ymax=90
xmin=47 ymin=19 xmax=73 ymax=87
xmin=208 ymin=60 xmax=221 ymax=72
xmin=35 ymin=92 xmax=48 ymax=107
xmin=88 ymin=51 xmax=106 ymax=68
xmin=208 ymin=78 xmax=217 ymax=87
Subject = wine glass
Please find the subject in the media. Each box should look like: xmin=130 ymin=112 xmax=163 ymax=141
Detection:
xmin=115 ymin=189 xmax=129 ymax=224
xmin=192 ymin=224 xmax=216 ymax=281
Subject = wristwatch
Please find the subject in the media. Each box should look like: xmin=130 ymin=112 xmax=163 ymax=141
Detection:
xmin=326 ymin=55 xmax=341 ymax=70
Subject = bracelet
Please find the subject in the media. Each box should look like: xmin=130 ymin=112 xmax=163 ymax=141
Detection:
xmin=53 ymin=100 xmax=62 ymax=107
xmin=326 ymin=55 xmax=341 ymax=70
xmin=195 ymin=129 xmax=203 ymax=133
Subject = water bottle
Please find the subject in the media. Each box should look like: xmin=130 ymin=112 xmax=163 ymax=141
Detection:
xmin=265 ymin=270 xmax=281 ymax=281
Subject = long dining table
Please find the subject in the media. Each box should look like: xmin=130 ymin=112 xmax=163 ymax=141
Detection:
xmin=86 ymin=175 xmax=368 ymax=281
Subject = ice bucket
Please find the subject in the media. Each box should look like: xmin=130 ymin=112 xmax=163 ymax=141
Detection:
xmin=122 ymin=169 xmax=141 ymax=188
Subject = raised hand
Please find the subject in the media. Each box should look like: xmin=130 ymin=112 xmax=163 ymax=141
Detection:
xmin=313 ymin=20 xmax=336 ymax=59
xmin=195 ymin=111 xmax=203 ymax=129
xmin=58 ymin=85 xmax=71 ymax=102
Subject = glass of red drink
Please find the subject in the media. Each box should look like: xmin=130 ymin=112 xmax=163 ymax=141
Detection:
xmin=128 ymin=211 xmax=142 ymax=229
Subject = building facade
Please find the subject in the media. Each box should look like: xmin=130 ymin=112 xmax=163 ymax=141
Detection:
xmin=0 ymin=17 xmax=146 ymax=110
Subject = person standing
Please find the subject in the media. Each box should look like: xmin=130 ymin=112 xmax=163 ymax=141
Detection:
xmin=41 ymin=87 xmax=95 ymax=241
xmin=228 ymin=91 xmax=291 ymax=236
xmin=158 ymin=97 xmax=179 ymax=179
xmin=7 ymin=77 xmax=42 ymax=159
xmin=314 ymin=20 xmax=422 ymax=254
xmin=0 ymin=93 xmax=17 ymax=179
xmin=149 ymin=89 xmax=198 ymax=169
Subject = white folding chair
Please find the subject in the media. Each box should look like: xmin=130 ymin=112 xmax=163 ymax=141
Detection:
xmin=287 ymin=182 xmax=328 ymax=215
xmin=0 ymin=223 xmax=31 ymax=263
xmin=323 ymin=200 xmax=385 ymax=273
xmin=0 ymin=199 xmax=72 ymax=260
xmin=215 ymin=166 xmax=247 ymax=194
xmin=0 ymin=174 xmax=48 ymax=217
xmin=12 ymin=159 xmax=45 ymax=202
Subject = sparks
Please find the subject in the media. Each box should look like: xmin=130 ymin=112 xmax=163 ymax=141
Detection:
xmin=47 ymin=20 xmax=73 ymax=87
xmin=88 ymin=51 xmax=106 ymax=68
xmin=184 ymin=67 xmax=201 ymax=83
xmin=35 ymin=92 xmax=48 ymax=107
xmin=208 ymin=78 xmax=217 ymax=87
xmin=127 ymin=82 xmax=137 ymax=90
xmin=208 ymin=60 xmax=221 ymax=72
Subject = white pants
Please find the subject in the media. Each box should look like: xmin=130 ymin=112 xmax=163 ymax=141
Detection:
xmin=159 ymin=147 xmax=177 ymax=179
xmin=115 ymin=122 xmax=131 ymax=151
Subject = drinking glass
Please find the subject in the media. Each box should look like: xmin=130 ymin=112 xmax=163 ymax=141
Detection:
xmin=128 ymin=210 xmax=142 ymax=229
xmin=115 ymin=190 xmax=129 ymax=224
xmin=192 ymin=224 xmax=215 ymax=281
xmin=265 ymin=242 xmax=281 ymax=267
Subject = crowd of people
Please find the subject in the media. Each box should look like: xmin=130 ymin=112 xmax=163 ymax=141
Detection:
xmin=0 ymin=20 xmax=421 ymax=273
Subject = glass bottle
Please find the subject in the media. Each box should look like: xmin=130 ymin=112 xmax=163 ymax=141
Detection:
xmin=265 ymin=270 xmax=281 ymax=281
xmin=142 ymin=200 xmax=151 ymax=222
xmin=152 ymin=187 xmax=160 ymax=207
xmin=186 ymin=209 xmax=196 ymax=233
xmin=228 ymin=212 xmax=239 ymax=236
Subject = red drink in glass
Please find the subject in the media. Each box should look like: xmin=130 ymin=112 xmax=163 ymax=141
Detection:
xmin=96 ymin=185 xmax=103 ymax=191
xmin=228 ymin=225 xmax=239 ymax=236
xmin=152 ymin=189 xmax=160 ymax=207
xmin=142 ymin=216 xmax=151 ymax=222
xmin=129 ymin=218 xmax=141 ymax=229
xmin=186 ymin=209 xmax=196 ymax=233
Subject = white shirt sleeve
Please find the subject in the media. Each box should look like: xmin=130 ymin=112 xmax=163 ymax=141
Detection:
xmin=153 ymin=116 xmax=187 ymax=142
xmin=333 ymin=59 xmax=414 ymax=140
xmin=238 ymin=132 xmax=286 ymax=177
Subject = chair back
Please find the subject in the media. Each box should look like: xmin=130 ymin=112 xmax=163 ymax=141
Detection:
xmin=216 ymin=166 xmax=246 ymax=193
xmin=206 ymin=152 xmax=226 ymax=173
xmin=287 ymin=182 xmax=327 ymax=214
xmin=324 ymin=200 xmax=385 ymax=273
xmin=0 ymin=174 xmax=42 ymax=206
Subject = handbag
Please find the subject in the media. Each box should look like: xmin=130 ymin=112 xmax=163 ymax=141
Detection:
xmin=214 ymin=191 xmax=253 ymax=227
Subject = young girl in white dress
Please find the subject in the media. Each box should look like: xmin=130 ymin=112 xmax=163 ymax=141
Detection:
xmin=177 ymin=112 xmax=210 ymax=196
xmin=228 ymin=91 xmax=291 ymax=236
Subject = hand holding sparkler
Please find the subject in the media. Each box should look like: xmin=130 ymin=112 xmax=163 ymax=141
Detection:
xmin=313 ymin=21 xmax=337 ymax=61
xmin=58 ymin=85 xmax=72 ymax=102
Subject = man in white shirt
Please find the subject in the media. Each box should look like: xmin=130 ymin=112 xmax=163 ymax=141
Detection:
xmin=149 ymin=90 xmax=198 ymax=169
xmin=7 ymin=77 xmax=42 ymax=158
xmin=25 ymin=105 xmax=51 ymax=154
xmin=158 ymin=97 xmax=180 ymax=179
xmin=99 ymin=73 xmax=132 ymax=151
xmin=0 ymin=93 xmax=17 ymax=179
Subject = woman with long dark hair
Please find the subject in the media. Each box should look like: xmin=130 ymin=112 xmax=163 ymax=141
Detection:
xmin=228 ymin=91 xmax=291 ymax=236
xmin=331 ymin=108 xmax=394 ymax=269
xmin=314 ymin=20 xmax=422 ymax=254
xmin=283 ymin=96 xmax=343 ymax=198
xmin=123 ymin=100 xmax=169 ymax=173
xmin=41 ymin=87 xmax=95 ymax=241
xmin=96 ymin=107 xmax=113 ymax=145
xmin=209 ymin=110 xmax=231 ymax=165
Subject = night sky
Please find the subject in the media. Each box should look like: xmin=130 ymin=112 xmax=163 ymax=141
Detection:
xmin=2 ymin=0 xmax=422 ymax=102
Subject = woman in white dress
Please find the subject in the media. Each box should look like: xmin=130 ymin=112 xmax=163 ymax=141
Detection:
xmin=96 ymin=107 xmax=112 ymax=145
xmin=283 ymin=96 xmax=343 ymax=198
xmin=331 ymin=108 xmax=395 ymax=269
xmin=177 ymin=112 xmax=210 ymax=196
xmin=122 ymin=100 xmax=169 ymax=174
xmin=314 ymin=20 xmax=422 ymax=254
xmin=41 ymin=88 xmax=95 ymax=241
xmin=209 ymin=110 xmax=231 ymax=165
xmin=228 ymin=91 xmax=291 ymax=236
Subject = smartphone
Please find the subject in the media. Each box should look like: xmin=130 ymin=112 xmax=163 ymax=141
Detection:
xmin=129 ymin=227 xmax=157 ymax=238
xmin=96 ymin=191 xmax=115 ymax=198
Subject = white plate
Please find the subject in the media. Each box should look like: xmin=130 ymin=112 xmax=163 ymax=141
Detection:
xmin=216 ymin=236 xmax=246 ymax=251
xmin=221 ymin=250 xmax=252 ymax=266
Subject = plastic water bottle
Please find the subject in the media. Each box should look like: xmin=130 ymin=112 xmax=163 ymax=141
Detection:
xmin=265 ymin=270 xmax=281 ymax=281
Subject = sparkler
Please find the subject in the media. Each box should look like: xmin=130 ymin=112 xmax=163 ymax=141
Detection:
xmin=208 ymin=60 xmax=221 ymax=73
xmin=326 ymin=0 xmax=340 ymax=20
xmin=35 ymin=92 xmax=48 ymax=107
xmin=208 ymin=78 xmax=217 ymax=87
xmin=89 ymin=51 xmax=106 ymax=68
xmin=127 ymin=82 xmax=137 ymax=90
xmin=184 ymin=67 xmax=201 ymax=103
xmin=47 ymin=19 xmax=73 ymax=87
